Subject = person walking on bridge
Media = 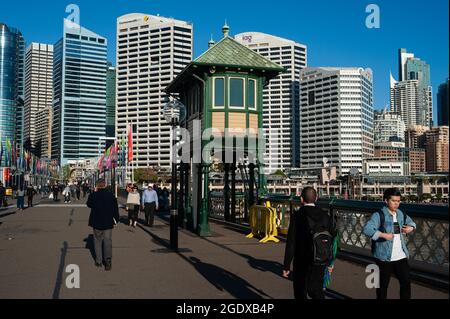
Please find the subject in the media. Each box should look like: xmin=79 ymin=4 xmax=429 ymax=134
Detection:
xmin=363 ymin=188 xmax=416 ymax=299
xmin=87 ymin=179 xmax=120 ymax=271
xmin=141 ymin=184 xmax=159 ymax=227
xmin=283 ymin=187 xmax=337 ymax=299
xmin=126 ymin=185 xmax=140 ymax=227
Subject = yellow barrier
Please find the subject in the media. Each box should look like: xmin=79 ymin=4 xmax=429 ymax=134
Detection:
xmin=246 ymin=204 xmax=280 ymax=243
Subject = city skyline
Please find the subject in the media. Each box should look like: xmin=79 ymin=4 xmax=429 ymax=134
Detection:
xmin=1 ymin=0 xmax=448 ymax=125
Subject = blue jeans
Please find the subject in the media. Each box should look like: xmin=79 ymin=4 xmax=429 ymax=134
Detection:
xmin=17 ymin=196 xmax=24 ymax=209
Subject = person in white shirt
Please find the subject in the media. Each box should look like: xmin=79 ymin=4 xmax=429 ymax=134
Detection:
xmin=126 ymin=185 xmax=141 ymax=227
xmin=141 ymin=185 xmax=159 ymax=227
xmin=363 ymin=188 xmax=416 ymax=299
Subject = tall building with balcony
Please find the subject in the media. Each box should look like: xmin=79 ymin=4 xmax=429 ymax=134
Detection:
xmin=425 ymin=126 xmax=449 ymax=172
xmin=374 ymin=108 xmax=406 ymax=143
xmin=52 ymin=20 xmax=107 ymax=165
xmin=405 ymin=125 xmax=429 ymax=149
xmin=391 ymin=49 xmax=432 ymax=127
xmin=299 ymin=67 xmax=374 ymax=175
xmin=24 ymin=43 xmax=53 ymax=152
xmin=235 ymin=32 xmax=307 ymax=172
xmin=0 ymin=22 xmax=24 ymax=161
xmin=116 ymin=14 xmax=193 ymax=173
xmin=437 ymin=78 xmax=449 ymax=126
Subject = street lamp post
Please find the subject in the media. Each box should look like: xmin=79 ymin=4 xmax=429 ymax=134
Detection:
xmin=163 ymin=98 xmax=186 ymax=251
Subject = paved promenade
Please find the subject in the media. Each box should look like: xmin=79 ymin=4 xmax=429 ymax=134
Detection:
xmin=0 ymin=197 xmax=447 ymax=299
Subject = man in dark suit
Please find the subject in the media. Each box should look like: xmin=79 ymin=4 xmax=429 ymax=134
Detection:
xmin=87 ymin=179 xmax=120 ymax=271
xmin=282 ymin=187 xmax=335 ymax=299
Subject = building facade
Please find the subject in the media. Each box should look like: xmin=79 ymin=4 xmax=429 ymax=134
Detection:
xmin=24 ymin=43 xmax=53 ymax=152
xmin=35 ymin=107 xmax=52 ymax=158
xmin=235 ymin=32 xmax=307 ymax=172
xmin=0 ymin=23 xmax=24 ymax=161
xmin=363 ymin=158 xmax=410 ymax=176
xmin=374 ymin=108 xmax=406 ymax=143
xmin=299 ymin=67 xmax=374 ymax=175
xmin=106 ymin=63 xmax=116 ymax=147
xmin=392 ymin=49 xmax=432 ymax=128
xmin=425 ymin=126 xmax=449 ymax=172
xmin=116 ymin=14 xmax=193 ymax=174
xmin=405 ymin=125 xmax=429 ymax=149
xmin=437 ymin=78 xmax=449 ymax=126
xmin=52 ymin=20 xmax=107 ymax=165
xmin=374 ymin=141 xmax=426 ymax=173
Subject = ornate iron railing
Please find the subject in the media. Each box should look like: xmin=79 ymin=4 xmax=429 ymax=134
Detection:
xmin=209 ymin=192 xmax=449 ymax=278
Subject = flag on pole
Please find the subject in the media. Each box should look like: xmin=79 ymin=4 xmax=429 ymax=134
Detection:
xmin=127 ymin=124 xmax=133 ymax=162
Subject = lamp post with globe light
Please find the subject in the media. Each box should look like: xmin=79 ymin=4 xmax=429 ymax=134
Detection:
xmin=163 ymin=98 xmax=186 ymax=251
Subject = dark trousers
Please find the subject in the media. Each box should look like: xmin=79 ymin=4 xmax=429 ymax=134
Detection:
xmin=53 ymin=191 xmax=58 ymax=201
xmin=293 ymin=263 xmax=326 ymax=299
xmin=144 ymin=202 xmax=156 ymax=226
xmin=128 ymin=205 xmax=139 ymax=223
xmin=17 ymin=196 xmax=25 ymax=210
xmin=28 ymin=196 xmax=33 ymax=207
xmin=376 ymin=258 xmax=411 ymax=299
xmin=93 ymin=228 xmax=112 ymax=264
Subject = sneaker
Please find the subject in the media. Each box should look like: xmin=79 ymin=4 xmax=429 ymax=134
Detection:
xmin=105 ymin=259 xmax=112 ymax=271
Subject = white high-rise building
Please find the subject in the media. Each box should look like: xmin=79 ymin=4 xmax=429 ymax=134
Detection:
xmin=299 ymin=67 xmax=374 ymax=175
xmin=374 ymin=107 xmax=406 ymax=143
xmin=390 ymin=74 xmax=429 ymax=128
xmin=24 ymin=43 xmax=53 ymax=152
xmin=116 ymin=14 xmax=193 ymax=175
xmin=235 ymin=32 xmax=307 ymax=173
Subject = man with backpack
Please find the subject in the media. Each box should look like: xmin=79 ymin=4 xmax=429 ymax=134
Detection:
xmin=363 ymin=188 xmax=416 ymax=299
xmin=283 ymin=187 xmax=337 ymax=299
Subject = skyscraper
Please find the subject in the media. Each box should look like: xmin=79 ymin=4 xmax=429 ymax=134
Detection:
xmin=391 ymin=49 xmax=432 ymax=127
xmin=299 ymin=67 xmax=374 ymax=175
xmin=35 ymin=107 xmax=52 ymax=159
xmin=374 ymin=108 xmax=406 ymax=143
xmin=235 ymin=32 xmax=307 ymax=172
xmin=116 ymin=14 xmax=193 ymax=174
xmin=24 ymin=43 xmax=53 ymax=152
xmin=437 ymin=78 xmax=449 ymax=126
xmin=425 ymin=126 xmax=449 ymax=172
xmin=0 ymin=23 xmax=24 ymax=160
xmin=52 ymin=20 xmax=107 ymax=165
xmin=106 ymin=63 xmax=116 ymax=145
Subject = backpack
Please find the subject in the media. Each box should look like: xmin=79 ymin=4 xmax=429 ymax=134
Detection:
xmin=306 ymin=210 xmax=337 ymax=266
xmin=370 ymin=211 xmax=408 ymax=254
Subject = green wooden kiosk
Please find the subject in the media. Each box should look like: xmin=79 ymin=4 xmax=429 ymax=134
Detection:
xmin=165 ymin=24 xmax=284 ymax=236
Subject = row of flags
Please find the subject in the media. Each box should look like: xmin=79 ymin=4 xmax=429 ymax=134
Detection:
xmin=1 ymin=123 xmax=134 ymax=175
xmin=0 ymin=136 xmax=59 ymax=177
xmin=97 ymin=124 xmax=134 ymax=172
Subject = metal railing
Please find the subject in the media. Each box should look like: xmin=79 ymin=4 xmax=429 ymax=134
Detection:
xmin=209 ymin=192 xmax=449 ymax=279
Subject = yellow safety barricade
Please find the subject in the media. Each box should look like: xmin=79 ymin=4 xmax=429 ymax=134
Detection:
xmin=246 ymin=204 xmax=280 ymax=243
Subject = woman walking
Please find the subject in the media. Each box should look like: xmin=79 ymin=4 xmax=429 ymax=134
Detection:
xmin=16 ymin=187 xmax=25 ymax=211
xmin=126 ymin=185 xmax=141 ymax=227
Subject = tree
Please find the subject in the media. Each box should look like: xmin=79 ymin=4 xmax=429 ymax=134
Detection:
xmin=133 ymin=167 xmax=158 ymax=184
xmin=61 ymin=165 xmax=71 ymax=181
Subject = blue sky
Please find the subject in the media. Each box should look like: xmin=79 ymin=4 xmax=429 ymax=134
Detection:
xmin=1 ymin=0 xmax=448 ymax=122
